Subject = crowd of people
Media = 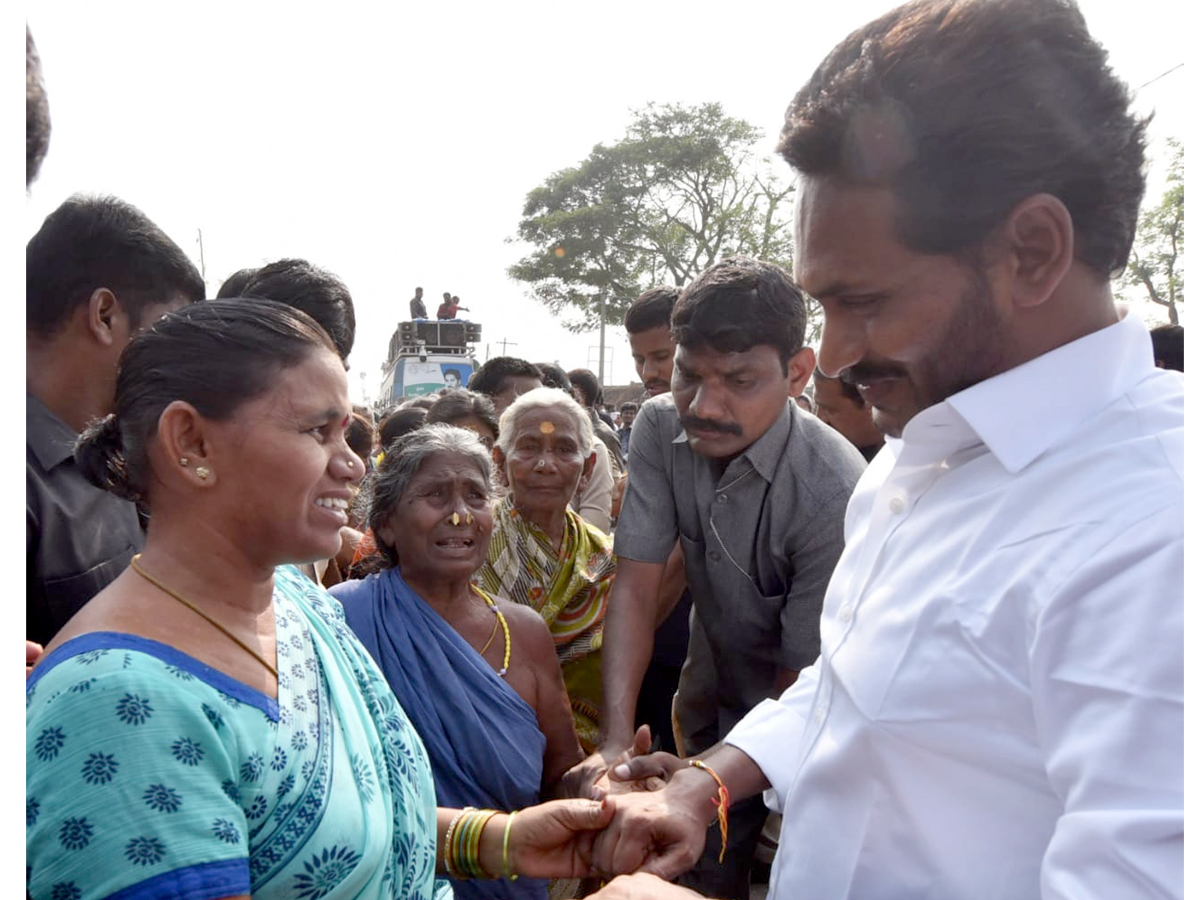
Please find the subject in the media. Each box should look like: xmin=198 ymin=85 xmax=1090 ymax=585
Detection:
xmin=26 ymin=1 xmax=1183 ymax=899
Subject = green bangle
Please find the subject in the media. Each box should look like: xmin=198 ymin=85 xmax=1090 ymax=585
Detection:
xmin=502 ymin=810 xmax=519 ymax=882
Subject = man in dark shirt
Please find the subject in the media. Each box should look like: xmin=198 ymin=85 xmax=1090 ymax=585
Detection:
xmin=27 ymin=194 xmax=204 ymax=647
xmin=584 ymin=257 xmax=866 ymax=899
xmin=409 ymin=286 xmax=427 ymax=319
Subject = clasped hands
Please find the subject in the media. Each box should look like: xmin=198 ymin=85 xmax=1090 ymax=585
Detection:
xmin=508 ymin=728 xmax=708 ymax=896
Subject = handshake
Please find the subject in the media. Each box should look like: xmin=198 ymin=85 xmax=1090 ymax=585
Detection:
xmin=497 ymin=730 xmax=730 ymax=899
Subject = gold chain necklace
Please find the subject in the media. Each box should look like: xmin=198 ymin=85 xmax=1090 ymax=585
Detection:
xmin=471 ymin=584 xmax=511 ymax=677
xmin=129 ymin=554 xmax=278 ymax=678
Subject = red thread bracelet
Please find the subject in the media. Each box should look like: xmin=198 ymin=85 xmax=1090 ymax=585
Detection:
xmin=688 ymin=759 xmax=731 ymax=863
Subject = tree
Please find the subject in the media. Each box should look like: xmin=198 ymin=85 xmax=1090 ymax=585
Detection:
xmin=1125 ymin=138 xmax=1184 ymax=324
xmin=509 ymin=103 xmax=815 ymax=337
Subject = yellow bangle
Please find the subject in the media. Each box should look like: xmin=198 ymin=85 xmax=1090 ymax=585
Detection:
xmin=502 ymin=810 xmax=519 ymax=882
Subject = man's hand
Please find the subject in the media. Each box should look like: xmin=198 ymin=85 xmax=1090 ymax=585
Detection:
xmin=562 ymin=724 xmax=653 ymax=799
xmin=588 ymin=785 xmax=710 ymax=880
xmin=26 ymin=640 xmax=44 ymax=677
xmin=607 ymin=750 xmax=689 ymax=794
xmin=583 ymin=872 xmax=705 ymax=899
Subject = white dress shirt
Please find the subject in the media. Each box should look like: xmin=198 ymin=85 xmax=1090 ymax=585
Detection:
xmin=724 ymin=313 xmax=1183 ymax=900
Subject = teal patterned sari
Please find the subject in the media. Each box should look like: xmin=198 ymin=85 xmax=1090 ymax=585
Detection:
xmin=26 ymin=565 xmax=451 ymax=900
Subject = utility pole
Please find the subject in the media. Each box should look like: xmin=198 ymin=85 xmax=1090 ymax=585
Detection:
xmin=599 ymin=293 xmax=606 ymax=385
xmin=497 ymin=338 xmax=518 ymax=355
xmin=195 ymin=228 xmax=207 ymax=287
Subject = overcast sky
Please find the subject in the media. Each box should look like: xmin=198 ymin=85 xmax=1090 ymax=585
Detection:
xmin=25 ymin=0 xmax=1187 ymax=403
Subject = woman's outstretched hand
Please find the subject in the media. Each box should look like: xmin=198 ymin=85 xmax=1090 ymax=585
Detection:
xmin=493 ymin=798 xmax=616 ymax=879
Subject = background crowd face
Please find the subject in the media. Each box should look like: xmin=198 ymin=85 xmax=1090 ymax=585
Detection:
xmin=671 ymin=342 xmax=798 ymax=460
xmin=629 ymin=326 xmax=676 ymax=396
xmin=491 ymin=375 xmax=545 ymax=414
xmin=797 ymin=178 xmax=1013 ymax=438
xmin=813 ymin=377 xmax=883 ymax=451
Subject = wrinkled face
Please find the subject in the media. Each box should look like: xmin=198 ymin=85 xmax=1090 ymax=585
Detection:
xmin=813 ymin=377 xmax=884 ymax=452
xmin=491 ymin=375 xmax=543 ymax=415
xmin=672 ymin=343 xmax=797 ymax=460
xmin=378 ymin=450 xmax=494 ymax=582
xmin=630 ymin=326 xmax=676 ymax=396
xmin=206 ymin=349 xmax=365 ymax=565
xmin=496 ymin=405 xmax=592 ymax=518
xmin=795 ymin=178 xmax=1011 ymax=438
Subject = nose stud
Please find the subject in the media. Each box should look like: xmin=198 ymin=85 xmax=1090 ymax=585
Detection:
xmin=535 ymin=459 xmax=547 ymax=471
xmin=449 ymin=511 xmax=475 ymax=527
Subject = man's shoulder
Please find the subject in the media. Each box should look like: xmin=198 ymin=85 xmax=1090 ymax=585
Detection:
xmin=778 ymin=406 xmax=867 ymax=492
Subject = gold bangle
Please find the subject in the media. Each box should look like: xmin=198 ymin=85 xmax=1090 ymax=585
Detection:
xmin=502 ymin=810 xmax=519 ymax=882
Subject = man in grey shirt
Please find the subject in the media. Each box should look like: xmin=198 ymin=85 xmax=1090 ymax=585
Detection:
xmin=580 ymin=257 xmax=865 ymax=899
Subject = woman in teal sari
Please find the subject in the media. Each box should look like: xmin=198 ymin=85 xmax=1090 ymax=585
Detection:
xmin=26 ymin=301 xmax=613 ymax=900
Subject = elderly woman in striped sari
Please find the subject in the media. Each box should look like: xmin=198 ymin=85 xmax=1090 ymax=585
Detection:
xmin=477 ymin=388 xmax=616 ymax=752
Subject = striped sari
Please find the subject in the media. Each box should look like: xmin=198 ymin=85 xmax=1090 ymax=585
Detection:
xmin=475 ymin=494 xmax=615 ymax=750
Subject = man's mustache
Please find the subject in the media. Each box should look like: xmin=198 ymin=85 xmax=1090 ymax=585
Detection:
xmin=840 ymin=363 xmax=905 ymax=386
xmin=681 ymin=415 xmax=742 ymax=436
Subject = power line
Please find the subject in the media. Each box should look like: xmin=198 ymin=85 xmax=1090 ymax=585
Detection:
xmin=1136 ymin=63 xmax=1183 ymax=92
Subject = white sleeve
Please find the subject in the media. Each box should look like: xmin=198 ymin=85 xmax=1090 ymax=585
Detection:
xmin=1031 ymin=502 xmax=1183 ymax=900
xmin=723 ymin=656 xmax=822 ymax=811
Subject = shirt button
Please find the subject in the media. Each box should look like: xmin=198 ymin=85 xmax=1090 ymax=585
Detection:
xmin=888 ymin=495 xmax=906 ymax=514
xmin=709 ymin=551 xmax=721 ymax=562
xmin=837 ymin=604 xmax=852 ymax=623
xmin=716 ymin=494 xmax=728 ymax=505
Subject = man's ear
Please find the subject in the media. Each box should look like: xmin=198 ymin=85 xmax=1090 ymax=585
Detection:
xmin=786 ymin=347 xmax=816 ymax=398
xmin=86 ymin=288 xmax=122 ymax=347
xmin=492 ymin=446 xmax=510 ymax=488
xmin=157 ymin=400 xmax=218 ymax=488
xmin=992 ymin=193 xmax=1074 ymax=310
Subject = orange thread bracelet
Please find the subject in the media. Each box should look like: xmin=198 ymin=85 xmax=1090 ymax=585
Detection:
xmin=689 ymin=759 xmax=731 ymax=863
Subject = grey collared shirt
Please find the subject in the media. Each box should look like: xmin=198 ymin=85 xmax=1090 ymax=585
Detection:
xmin=27 ymin=394 xmax=143 ymax=645
xmin=614 ymin=393 xmax=865 ymax=732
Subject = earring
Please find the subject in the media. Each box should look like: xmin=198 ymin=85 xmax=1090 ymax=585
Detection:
xmin=195 ymin=466 xmax=210 ymax=480
xmin=179 ymin=457 xmax=189 ymax=466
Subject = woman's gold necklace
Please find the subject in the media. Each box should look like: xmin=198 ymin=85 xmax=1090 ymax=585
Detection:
xmin=471 ymin=584 xmax=511 ymax=677
xmin=129 ymin=554 xmax=278 ymax=678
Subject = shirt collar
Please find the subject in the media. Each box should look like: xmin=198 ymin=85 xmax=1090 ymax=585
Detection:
xmin=937 ymin=312 xmax=1157 ymax=474
xmin=27 ymin=393 xmax=79 ymax=471
xmin=671 ymin=400 xmax=793 ymax=483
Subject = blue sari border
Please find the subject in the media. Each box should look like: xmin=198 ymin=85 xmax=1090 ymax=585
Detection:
xmin=104 ymin=858 xmax=249 ymax=900
xmin=27 ymin=632 xmax=279 ymax=720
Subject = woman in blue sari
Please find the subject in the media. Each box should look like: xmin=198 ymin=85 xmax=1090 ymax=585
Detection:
xmin=26 ymin=301 xmax=613 ymax=900
xmin=333 ymin=425 xmax=585 ymax=900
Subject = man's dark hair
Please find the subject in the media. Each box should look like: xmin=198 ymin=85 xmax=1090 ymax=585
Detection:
xmin=536 ymin=362 xmax=572 ymax=393
xmin=241 ymin=259 xmax=356 ymax=361
xmin=672 ymin=257 xmax=806 ymax=370
xmin=75 ymin=299 xmax=336 ymax=502
xmin=346 ymin=412 xmax=376 ymax=462
xmin=624 ymin=285 xmax=681 ymax=334
xmin=620 ymin=401 xmax=639 ymax=414
xmin=468 ymin=357 xmax=543 ymax=397
xmin=27 ymin=194 xmax=205 ymax=338
xmin=813 ymin=367 xmax=865 ymax=407
xmin=216 ymin=268 xmax=259 ymax=299
xmin=778 ymin=0 xmax=1147 ymax=278
xmin=1150 ymin=324 xmax=1184 ymax=372
xmin=568 ymin=368 xmax=602 ymax=407
xmin=427 ymin=389 xmax=500 ymax=441
xmin=27 ymin=27 xmax=50 ymax=187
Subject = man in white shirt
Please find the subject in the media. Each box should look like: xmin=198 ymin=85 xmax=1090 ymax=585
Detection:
xmin=587 ymin=0 xmax=1184 ymax=897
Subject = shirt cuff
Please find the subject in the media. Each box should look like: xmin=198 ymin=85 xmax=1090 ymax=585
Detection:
xmin=723 ymin=697 xmax=809 ymax=810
